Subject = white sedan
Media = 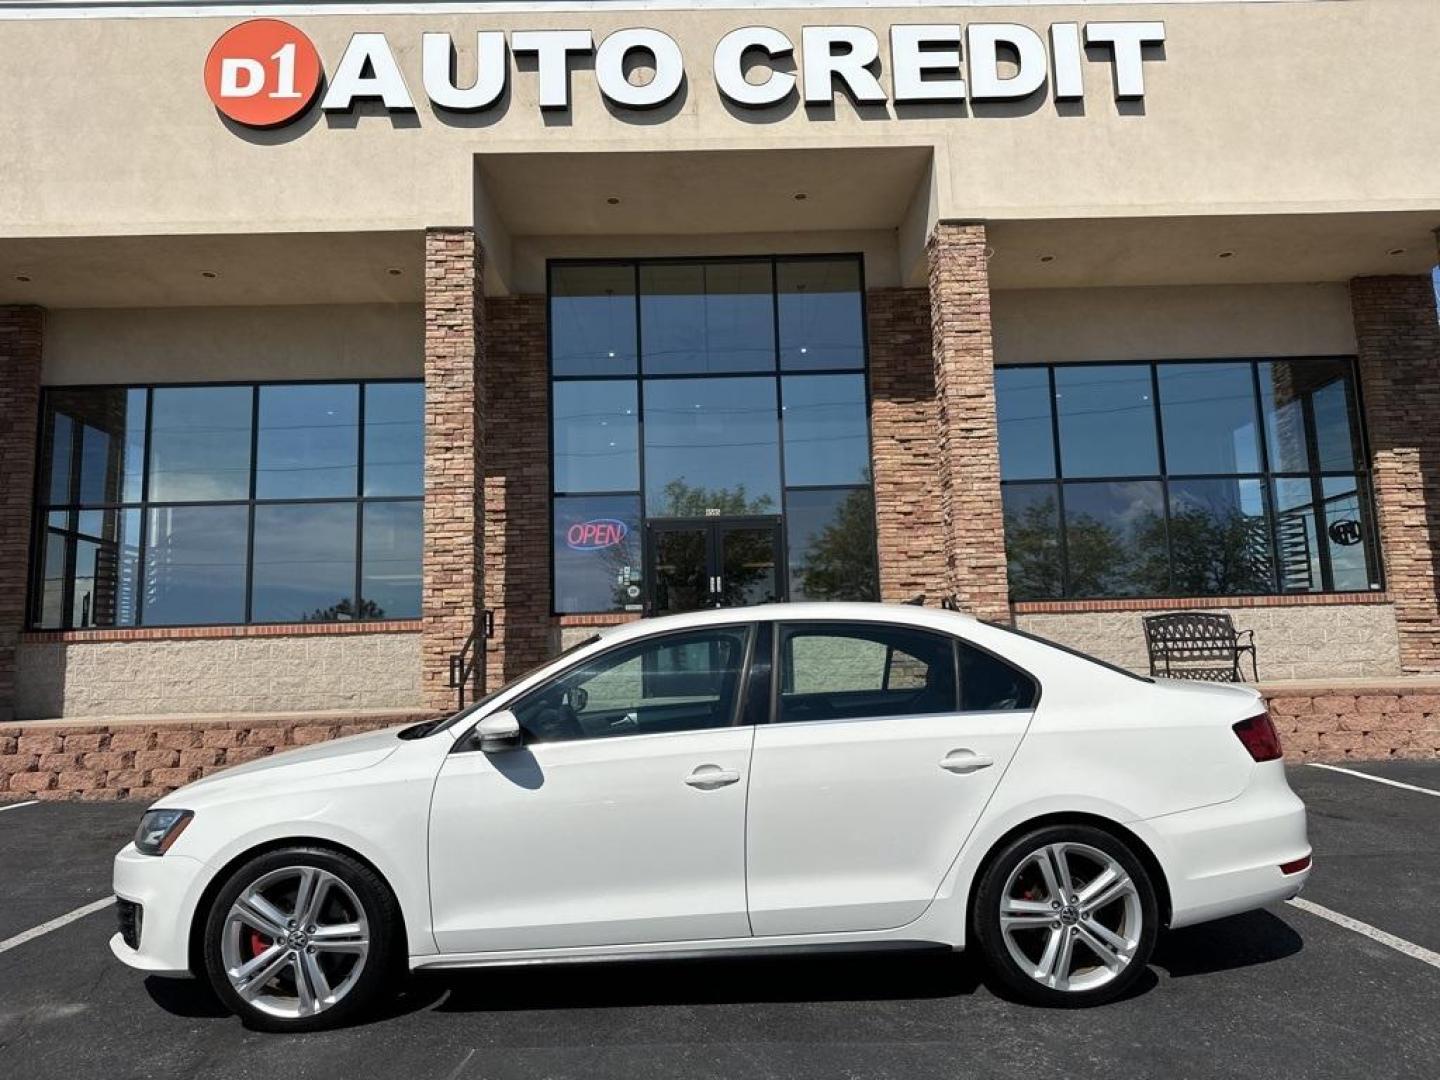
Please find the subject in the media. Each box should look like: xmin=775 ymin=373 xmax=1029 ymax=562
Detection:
xmin=111 ymin=603 xmax=1310 ymax=1031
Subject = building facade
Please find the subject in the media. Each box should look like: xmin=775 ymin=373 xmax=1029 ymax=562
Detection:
xmin=2 ymin=0 xmax=1439 ymax=722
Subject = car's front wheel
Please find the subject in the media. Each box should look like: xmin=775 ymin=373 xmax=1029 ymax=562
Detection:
xmin=202 ymin=846 xmax=399 ymax=1031
xmin=972 ymin=824 xmax=1158 ymax=1006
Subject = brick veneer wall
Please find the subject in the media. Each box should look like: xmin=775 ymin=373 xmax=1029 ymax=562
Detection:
xmin=867 ymin=287 xmax=947 ymax=603
xmin=421 ymin=228 xmax=484 ymax=712
xmin=1352 ymin=275 xmax=1440 ymax=673
xmin=927 ymin=223 xmax=1011 ymax=623
xmin=484 ymin=295 xmax=552 ymax=684
xmin=0 ymin=306 xmax=43 ymax=723
xmin=0 ymin=710 xmax=436 ymax=802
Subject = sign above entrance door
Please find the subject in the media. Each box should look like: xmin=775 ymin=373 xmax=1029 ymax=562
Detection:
xmin=205 ymin=19 xmax=1166 ymax=129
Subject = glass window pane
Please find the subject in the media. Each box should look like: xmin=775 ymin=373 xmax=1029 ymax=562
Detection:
xmin=553 ymin=495 xmax=643 ymax=614
xmin=785 ymin=487 xmax=878 ymax=601
xmin=256 ymin=384 xmax=359 ymax=499
xmin=959 ymin=644 xmax=1038 ymax=712
xmin=251 ymin=503 xmax=358 ymax=622
xmin=1272 ymin=478 xmax=1323 ymax=592
xmin=1062 ymin=481 xmax=1168 ymax=598
xmin=33 ymin=514 xmax=69 ymax=629
xmin=777 ymin=258 xmax=864 ymax=370
xmin=644 ymin=378 xmax=780 ymax=515
xmin=143 ymin=505 xmax=248 ymax=625
xmin=552 ymin=381 xmax=639 ymax=493
xmin=1320 ymin=475 xmax=1379 ymax=591
xmin=40 ymin=388 xmax=147 ymax=506
xmin=778 ymin=623 xmax=957 ymax=721
xmin=363 ymin=383 xmax=424 ymax=497
xmin=640 ymin=261 xmax=775 ymax=374
xmin=148 ymin=387 xmax=253 ymax=502
xmin=1055 ymin=365 xmax=1158 ymax=478
xmin=362 ymin=501 xmax=422 ymax=620
xmin=513 ymin=627 xmax=749 ymax=742
xmin=1167 ymin=478 xmax=1274 ymax=596
xmin=550 ymin=264 xmax=637 ymax=376
xmin=996 ymin=368 xmax=1055 ymax=481
xmin=1158 ymin=362 xmax=1260 ymax=475
xmin=68 ymin=507 xmax=142 ymax=628
xmin=1002 ymin=485 xmax=1063 ymax=601
xmin=1257 ymin=360 xmax=1361 ymax=474
xmin=781 ymin=375 xmax=869 ymax=487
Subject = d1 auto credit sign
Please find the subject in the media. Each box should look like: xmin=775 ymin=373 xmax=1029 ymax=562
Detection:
xmin=205 ymin=18 xmax=1166 ymax=130
xmin=205 ymin=19 xmax=322 ymax=127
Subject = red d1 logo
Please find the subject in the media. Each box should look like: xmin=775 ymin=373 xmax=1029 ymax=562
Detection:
xmin=205 ymin=19 xmax=322 ymax=127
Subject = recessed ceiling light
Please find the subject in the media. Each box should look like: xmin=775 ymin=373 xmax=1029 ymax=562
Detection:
xmin=385 ymin=267 xmax=403 ymax=276
xmin=606 ymin=197 xmax=621 ymax=205
xmin=1387 ymin=247 xmax=1407 ymax=257
xmin=793 ymin=192 xmax=808 ymax=201
xmin=1038 ymin=254 xmax=1056 ymax=263
xmin=1217 ymin=251 xmax=1236 ymax=259
xmin=14 ymin=274 xmax=31 ymax=283
xmin=200 ymin=270 xmax=219 ymax=279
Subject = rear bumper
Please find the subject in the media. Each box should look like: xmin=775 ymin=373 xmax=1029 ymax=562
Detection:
xmin=1145 ymin=761 xmax=1310 ymax=929
xmin=110 ymin=843 xmax=207 ymax=977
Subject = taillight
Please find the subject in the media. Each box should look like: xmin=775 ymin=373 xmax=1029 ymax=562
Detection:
xmin=1233 ymin=711 xmax=1283 ymax=762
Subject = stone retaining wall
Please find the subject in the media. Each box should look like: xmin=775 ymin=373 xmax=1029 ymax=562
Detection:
xmin=0 ymin=710 xmax=435 ymax=802
xmin=1265 ymin=683 xmax=1440 ymax=763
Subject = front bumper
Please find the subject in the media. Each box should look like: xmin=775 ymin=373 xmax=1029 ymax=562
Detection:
xmin=110 ymin=843 xmax=208 ymax=976
xmin=1146 ymin=761 xmax=1311 ymax=929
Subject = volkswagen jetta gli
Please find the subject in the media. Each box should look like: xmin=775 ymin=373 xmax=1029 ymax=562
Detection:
xmin=111 ymin=603 xmax=1310 ymax=1031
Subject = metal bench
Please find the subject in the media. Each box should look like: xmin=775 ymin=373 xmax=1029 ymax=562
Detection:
xmin=1142 ymin=612 xmax=1258 ymax=682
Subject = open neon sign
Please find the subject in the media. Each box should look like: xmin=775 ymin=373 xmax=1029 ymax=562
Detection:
xmin=566 ymin=519 xmax=628 ymax=551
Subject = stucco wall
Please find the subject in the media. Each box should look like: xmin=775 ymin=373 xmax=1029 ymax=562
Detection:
xmin=1016 ymin=603 xmax=1401 ymax=682
xmin=14 ymin=632 xmax=422 ymax=719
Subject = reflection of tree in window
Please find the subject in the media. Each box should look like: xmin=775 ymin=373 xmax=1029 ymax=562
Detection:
xmin=793 ymin=488 xmax=877 ymax=601
xmin=654 ymin=479 xmax=775 ymax=518
xmin=304 ymin=598 xmax=384 ymax=623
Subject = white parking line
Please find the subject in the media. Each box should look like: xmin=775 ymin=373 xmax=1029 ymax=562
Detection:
xmin=0 ymin=800 xmax=39 ymax=814
xmin=1287 ymin=898 xmax=1440 ymax=970
xmin=0 ymin=896 xmax=116 ymax=957
xmin=1306 ymin=762 xmax=1440 ymax=798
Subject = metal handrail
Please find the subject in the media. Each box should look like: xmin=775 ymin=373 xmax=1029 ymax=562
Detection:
xmin=448 ymin=609 xmax=495 ymax=710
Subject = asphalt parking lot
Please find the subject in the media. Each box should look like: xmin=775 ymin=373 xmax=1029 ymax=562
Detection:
xmin=1 ymin=763 xmax=1437 ymax=1080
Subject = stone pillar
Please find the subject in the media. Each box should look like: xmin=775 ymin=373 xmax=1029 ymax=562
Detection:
xmin=926 ymin=222 xmax=1011 ymax=623
xmin=483 ymin=295 xmax=552 ymax=686
xmin=421 ymin=228 xmax=484 ymax=712
xmin=1352 ymin=273 xmax=1440 ymax=673
xmin=0 ymin=306 xmax=43 ymax=722
xmin=866 ymin=287 xmax=947 ymax=602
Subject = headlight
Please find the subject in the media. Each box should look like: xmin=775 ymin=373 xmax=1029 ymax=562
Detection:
xmin=134 ymin=809 xmax=193 ymax=856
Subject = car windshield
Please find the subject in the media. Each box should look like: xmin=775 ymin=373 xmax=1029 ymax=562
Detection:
xmin=418 ymin=635 xmax=604 ymax=736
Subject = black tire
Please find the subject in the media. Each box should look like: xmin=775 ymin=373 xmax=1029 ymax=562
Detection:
xmin=202 ymin=846 xmax=401 ymax=1032
xmin=971 ymin=824 xmax=1158 ymax=1007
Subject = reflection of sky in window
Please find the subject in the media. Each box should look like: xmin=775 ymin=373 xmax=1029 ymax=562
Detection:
xmin=781 ymin=375 xmax=869 ymax=487
xmin=148 ymin=387 xmax=253 ymax=502
xmin=1158 ymin=363 xmax=1259 ymax=475
xmin=553 ymin=381 xmax=639 ymax=493
xmin=1055 ymin=365 xmax=1158 ymax=477
xmin=643 ymin=378 xmax=780 ymax=511
xmin=996 ymin=367 xmax=1055 ymax=480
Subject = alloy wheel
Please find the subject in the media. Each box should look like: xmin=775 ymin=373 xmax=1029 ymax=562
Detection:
xmin=997 ymin=841 xmax=1143 ymax=994
xmin=220 ymin=865 xmax=370 ymax=1019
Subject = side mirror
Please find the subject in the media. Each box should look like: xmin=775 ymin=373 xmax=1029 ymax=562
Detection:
xmin=474 ymin=709 xmax=522 ymax=754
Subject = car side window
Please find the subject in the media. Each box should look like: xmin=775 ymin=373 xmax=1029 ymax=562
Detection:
xmin=511 ymin=626 xmax=752 ymax=743
xmin=959 ymin=642 xmax=1038 ymax=712
xmin=777 ymin=623 xmax=958 ymax=724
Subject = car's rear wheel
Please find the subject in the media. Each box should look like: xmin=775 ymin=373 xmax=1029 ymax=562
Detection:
xmin=972 ymin=824 xmax=1158 ymax=1007
xmin=202 ymin=846 xmax=399 ymax=1032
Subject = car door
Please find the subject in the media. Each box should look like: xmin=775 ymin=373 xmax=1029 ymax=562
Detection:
xmin=428 ymin=623 xmax=758 ymax=954
xmin=745 ymin=620 xmax=1037 ymax=937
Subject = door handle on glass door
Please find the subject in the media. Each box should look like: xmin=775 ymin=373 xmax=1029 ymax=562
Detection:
xmin=939 ymin=749 xmax=994 ymax=774
xmin=684 ymin=764 xmax=741 ymax=790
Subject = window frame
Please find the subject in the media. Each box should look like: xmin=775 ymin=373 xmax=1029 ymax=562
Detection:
xmin=545 ymin=253 xmax=880 ymax=616
xmin=997 ymin=356 xmax=1384 ymax=601
xmin=27 ymin=378 xmax=424 ymax=631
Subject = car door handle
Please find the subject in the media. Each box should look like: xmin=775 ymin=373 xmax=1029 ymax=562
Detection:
xmin=940 ymin=749 xmax=994 ymax=774
xmin=684 ymin=764 xmax=741 ymax=790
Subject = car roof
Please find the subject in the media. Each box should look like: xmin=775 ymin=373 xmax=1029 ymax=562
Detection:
xmin=596 ymin=602 xmax=980 ymax=644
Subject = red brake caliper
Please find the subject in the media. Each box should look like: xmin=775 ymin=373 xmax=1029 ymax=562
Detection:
xmin=249 ymin=930 xmax=271 ymax=958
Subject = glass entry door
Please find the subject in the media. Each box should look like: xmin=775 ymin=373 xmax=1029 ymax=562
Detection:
xmin=647 ymin=518 xmax=783 ymax=615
